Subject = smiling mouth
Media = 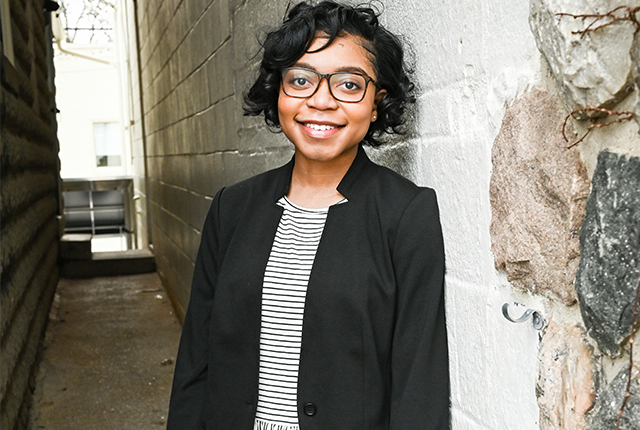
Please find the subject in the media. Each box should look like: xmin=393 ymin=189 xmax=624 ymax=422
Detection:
xmin=303 ymin=122 xmax=341 ymax=131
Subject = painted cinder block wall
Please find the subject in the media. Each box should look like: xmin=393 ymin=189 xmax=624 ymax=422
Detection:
xmin=0 ymin=1 xmax=61 ymax=429
xmin=135 ymin=0 xmax=292 ymax=320
xmin=380 ymin=2 xmax=545 ymax=428
xmin=133 ymin=0 xmax=640 ymax=428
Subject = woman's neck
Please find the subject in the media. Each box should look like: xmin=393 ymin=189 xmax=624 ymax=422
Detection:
xmin=286 ymin=151 xmax=355 ymax=208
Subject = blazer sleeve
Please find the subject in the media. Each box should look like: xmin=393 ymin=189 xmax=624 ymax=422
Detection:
xmin=389 ymin=188 xmax=450 ymax=429
xmin=166 ymin=188 xmax=224 ymax=430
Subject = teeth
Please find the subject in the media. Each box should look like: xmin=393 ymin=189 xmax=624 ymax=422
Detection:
xmin=305 ymin=123 xmax=336 ymax=131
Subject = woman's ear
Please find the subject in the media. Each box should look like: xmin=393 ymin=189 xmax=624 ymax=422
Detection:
xmin=371 ymin=89 xmax=387 ymax=122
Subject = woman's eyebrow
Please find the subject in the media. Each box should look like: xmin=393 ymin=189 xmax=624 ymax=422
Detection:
xmin=292 ymin=62 xmax=370 ymax=76
xmin=292 ymin=62 xmax=317 ymax=70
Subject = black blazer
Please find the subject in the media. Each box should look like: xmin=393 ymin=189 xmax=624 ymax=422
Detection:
xmin=167 ymin=145 xmax=449 ymax=429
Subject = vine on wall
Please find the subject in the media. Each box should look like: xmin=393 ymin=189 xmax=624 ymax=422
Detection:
xmin=557 ymin=6 xmax=640 ymax=429
xmin=557 ymin=6 xmax=639 ymax=38
xmin=562 ymin=106 xmax=635 ymax=148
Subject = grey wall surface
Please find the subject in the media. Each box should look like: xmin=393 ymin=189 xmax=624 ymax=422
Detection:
xmin=136 ymin=0 xmax=293 ymax=320
xmin=0 ymin=0 xmax=60 ymax=428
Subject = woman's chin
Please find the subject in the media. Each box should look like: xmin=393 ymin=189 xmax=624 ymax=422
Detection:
xmin=293 ymin=142 xmax=359 ymax=165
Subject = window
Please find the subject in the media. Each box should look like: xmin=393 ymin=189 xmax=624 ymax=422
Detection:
xmin=94 ymin=122 xmax=121 ymax=167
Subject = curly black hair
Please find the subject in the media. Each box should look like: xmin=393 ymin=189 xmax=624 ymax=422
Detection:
xmin=243 ymin=1 xmax=415 ymax=147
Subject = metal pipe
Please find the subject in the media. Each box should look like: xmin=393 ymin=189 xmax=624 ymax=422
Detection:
xmin=51 ymin=11 xmax=114 ymax=67
xmin=132 ymin=0 xmax=152 ymax=248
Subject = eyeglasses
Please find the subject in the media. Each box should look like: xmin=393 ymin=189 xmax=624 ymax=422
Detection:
xmin=281 ymin=67 xmax=376 ymax=103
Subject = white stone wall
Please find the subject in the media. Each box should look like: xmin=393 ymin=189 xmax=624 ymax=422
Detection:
xmin=379 ymin=1 xmax=544 ymax=428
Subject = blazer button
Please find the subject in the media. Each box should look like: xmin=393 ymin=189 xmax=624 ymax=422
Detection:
xmin=303 ymin=402 xmax=317 ymax=416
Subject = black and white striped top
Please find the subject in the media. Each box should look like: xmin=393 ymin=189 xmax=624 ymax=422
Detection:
xmin=253 ymin=196 xmax=334 ymax=430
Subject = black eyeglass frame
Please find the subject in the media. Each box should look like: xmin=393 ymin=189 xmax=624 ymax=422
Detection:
xmin=281 ymin=67 xmax=377 ymax=103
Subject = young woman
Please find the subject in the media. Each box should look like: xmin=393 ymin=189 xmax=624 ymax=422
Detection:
xmin=167 ymin=2 xmax=449 ymax=429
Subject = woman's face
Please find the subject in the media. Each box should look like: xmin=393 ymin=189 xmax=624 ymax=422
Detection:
xmin=278 ymin=35 xmax=382 ymax=165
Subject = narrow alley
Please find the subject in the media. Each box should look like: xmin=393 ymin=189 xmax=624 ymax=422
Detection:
xmin=3 ymin=1 xmax=640 ymax=429
xmin=28 ymin=273 xmax=181 ymax=430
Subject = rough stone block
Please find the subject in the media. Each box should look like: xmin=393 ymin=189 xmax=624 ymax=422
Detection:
xmin=490 ymin=87 xmax=590 ymax=304
xmin=529 ymin=0 xmax=637 ymax=115
xmin=586 ymin=364 xmax=640 ymax=430
xmin=536 ymin=320 xmax=596 ymax=430
xmin=575 ymin=150 xmax=640 ymax=357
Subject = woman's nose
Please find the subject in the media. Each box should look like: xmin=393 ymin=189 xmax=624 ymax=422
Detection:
xmin=306 ymin=78 xmax=339 ymax=109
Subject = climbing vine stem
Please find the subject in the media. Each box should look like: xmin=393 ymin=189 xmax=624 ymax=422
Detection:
xmin=556 ymin=5 xmax=639 ymax=428
xmin=556 ymin=6 xmax=640 ymax=37
xmin=561 ymin=106 xmax=635 ymax=148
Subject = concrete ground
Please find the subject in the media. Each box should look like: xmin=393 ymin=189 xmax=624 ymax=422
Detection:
xmin=28 ymin=273 xmax=182 ymax=430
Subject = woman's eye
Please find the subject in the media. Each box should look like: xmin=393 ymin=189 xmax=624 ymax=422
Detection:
xmin=342 ymin=81 xmax=360 ymax=90
xmin=334 ymin=76 xmax=363 ymax=92
xmin=289 ymin=76 xmax=311 ymax=87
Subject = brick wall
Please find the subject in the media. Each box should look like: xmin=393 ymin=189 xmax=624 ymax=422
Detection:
xmin=0 ymin=0 xmax=60 ymax=429
xmin=136 ymin=0 xmax=293 ymax=320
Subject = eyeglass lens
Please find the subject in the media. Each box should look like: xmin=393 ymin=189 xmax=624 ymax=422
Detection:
xmin=282 ymin=68 xmax=368 ymax=102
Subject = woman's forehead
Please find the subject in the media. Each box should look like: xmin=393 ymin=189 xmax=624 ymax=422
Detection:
xmin=303 ymin=34 xmax=376 ymax=76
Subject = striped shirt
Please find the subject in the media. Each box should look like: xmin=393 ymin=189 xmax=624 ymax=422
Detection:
xmin=253 ymin=196 xmax=334 ymax=430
